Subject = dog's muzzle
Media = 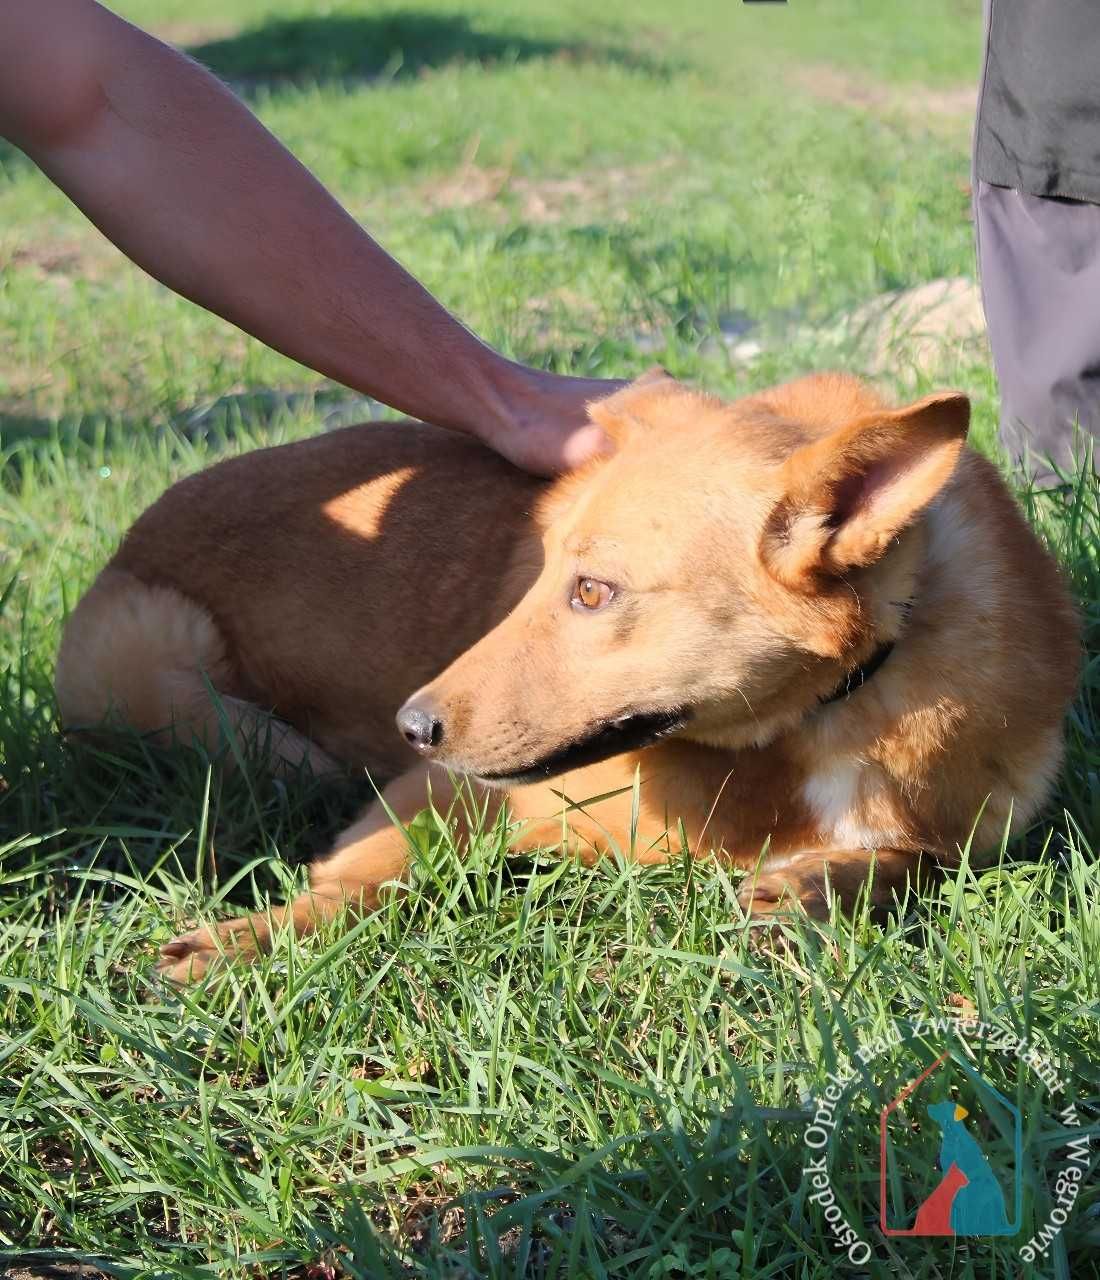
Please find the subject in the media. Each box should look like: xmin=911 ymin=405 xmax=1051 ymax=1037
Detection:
xmin=473 ymin=705 xmax=693 ymax=785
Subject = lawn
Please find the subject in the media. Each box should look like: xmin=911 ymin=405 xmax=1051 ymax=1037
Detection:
xmin=1 ymin=1 xmax=1098 ymax=1276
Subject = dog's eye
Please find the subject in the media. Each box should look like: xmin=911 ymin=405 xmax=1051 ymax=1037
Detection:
xmin=572 ymin=577 xmax=613 ymax=611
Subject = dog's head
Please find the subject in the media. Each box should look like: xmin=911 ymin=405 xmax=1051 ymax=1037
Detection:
xmin=397 ymin=371 xmax=969 ymax=784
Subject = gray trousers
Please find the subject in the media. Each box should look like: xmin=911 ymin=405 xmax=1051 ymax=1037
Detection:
xmin=974 ymin=0 xmax=1100 ymax=482
xmin=975 ymin=182 xmax=1100 ymax=481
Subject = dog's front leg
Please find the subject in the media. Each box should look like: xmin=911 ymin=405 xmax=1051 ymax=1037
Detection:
xmin=158 ymin=765 xmax=488 ymax=982
xmin=157 ymin=761 xmax=662 ymax=982
xmin=504 ymin=760 xmax=678 ymax=866
xmin=736 ymin=847 xmax=934 ymax=924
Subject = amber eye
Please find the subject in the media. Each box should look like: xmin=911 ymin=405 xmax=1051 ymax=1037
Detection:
xmin=573 ymin=577 xmax=613 ymax=611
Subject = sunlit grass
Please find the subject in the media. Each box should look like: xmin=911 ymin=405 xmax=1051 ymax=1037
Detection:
xmin=2 ymin=0 xmax=1097 ymax=1275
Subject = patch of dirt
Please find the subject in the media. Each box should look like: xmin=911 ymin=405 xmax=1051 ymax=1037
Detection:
xmin=419 ymin=156 xmax=682 ymax=223
xmin=512 ymin=165 xmax=668 ymax=224
xmin=793 ymin=64 xmax=976 ymax=125
xmin=522 ymin=284 xmax=603 ymax=326
xmin=1 ymin=237 xmax=119 ymax=285
xmin=420 ymin=163 xmax=512 ymax=211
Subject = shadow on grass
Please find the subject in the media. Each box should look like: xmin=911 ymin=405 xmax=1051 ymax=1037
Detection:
xmin=185 ymin=10 xmax=668 ymax=91
xmin=0 ymin=1105 xmax=785 ymax=1276
xmin=0 ymin=388 xmax=388 ymax=473
xmin=0 ymin=698 xmax=375 ymax=904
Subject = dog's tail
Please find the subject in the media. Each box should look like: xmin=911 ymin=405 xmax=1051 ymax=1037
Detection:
xmin=55 ymin=568 xmax=236 ymax=749
xmin=56 ymin=567 xmax=336 ymax=774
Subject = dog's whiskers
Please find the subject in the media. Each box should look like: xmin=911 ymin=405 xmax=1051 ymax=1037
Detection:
xmin=734 ymin=684 xmax=760 ymax=729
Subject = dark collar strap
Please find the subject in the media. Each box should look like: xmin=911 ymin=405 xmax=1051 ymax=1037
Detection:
xmin=818 ymin=641 xmax=896 ymax=707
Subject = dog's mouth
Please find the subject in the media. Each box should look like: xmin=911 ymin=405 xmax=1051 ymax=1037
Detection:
xmin=474 ymin=706 xmax=692 ymax=786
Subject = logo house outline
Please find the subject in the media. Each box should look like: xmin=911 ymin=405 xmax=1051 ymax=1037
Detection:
xmin=879 ymin=1051 xmax=1023 ymax=1237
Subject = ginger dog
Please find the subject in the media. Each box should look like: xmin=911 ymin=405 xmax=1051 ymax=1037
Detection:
xmin=55 ymin=373 xmax=1080 ymax=980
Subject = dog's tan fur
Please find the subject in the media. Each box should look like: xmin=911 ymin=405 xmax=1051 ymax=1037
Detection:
xmin=55 ymin=373 xmax=1080 ymax=980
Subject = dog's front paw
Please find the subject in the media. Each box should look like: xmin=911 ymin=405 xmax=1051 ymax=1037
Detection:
xmin=157 ymin=915 xmax=269 ymax=984
xmin=737 ymin=854 xmax=833 ymax=922
xmin=737 ymin=848 xmax=922 ymax=928
xmin=158 ymin=927 xmax=225 ymax=983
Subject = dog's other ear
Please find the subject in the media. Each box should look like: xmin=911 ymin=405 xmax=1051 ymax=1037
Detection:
xmin=587 ymin=367 xmax=685 ymax=442
xmin=587 ymin=367 xmax=672 ymax=417
xmin=761 ymin=391 xmax=969 ymax=587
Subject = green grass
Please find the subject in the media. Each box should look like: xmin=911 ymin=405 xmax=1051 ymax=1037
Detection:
xmin=1 ymin=1 xmax=1098 ymax=1275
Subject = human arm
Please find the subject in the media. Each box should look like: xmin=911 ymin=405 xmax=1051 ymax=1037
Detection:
xmin=0 ymin=0 xmax=616 ymax=472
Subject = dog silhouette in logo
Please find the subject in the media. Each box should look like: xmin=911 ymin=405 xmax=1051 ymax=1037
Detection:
xmin=916 ymin=1100 xmax=1011 ymax=1235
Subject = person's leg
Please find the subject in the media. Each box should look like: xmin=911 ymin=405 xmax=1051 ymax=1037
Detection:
xmin=974 ymin=182 xmax=1100 ymax=483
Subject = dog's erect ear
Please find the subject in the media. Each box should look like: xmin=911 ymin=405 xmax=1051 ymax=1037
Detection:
xmin=587 ymin=367 xmax=685 ymax=440
xmin=761 ymin=391 xmax=969 ymax=587
xmin=587 ymin=367 xmax=672 ymax=415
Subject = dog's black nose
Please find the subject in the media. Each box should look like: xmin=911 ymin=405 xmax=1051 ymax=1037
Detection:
xmin=397 ymin=703 xmax=443 ymax=754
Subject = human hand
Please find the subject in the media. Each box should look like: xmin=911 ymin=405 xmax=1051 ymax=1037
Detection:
xmin=0 ymin=1 xmax=624 ymax=473
xmin=478 ymin=366 xmax=624 ymax=476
